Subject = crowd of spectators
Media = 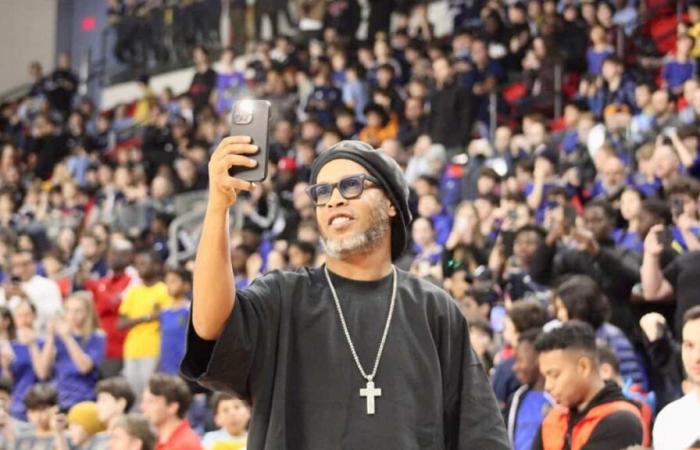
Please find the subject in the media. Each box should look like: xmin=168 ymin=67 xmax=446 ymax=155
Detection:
xmin=1 ymin=0 xmax=700 ymax=448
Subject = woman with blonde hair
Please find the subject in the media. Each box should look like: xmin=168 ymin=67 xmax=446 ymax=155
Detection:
xmin=39 ymin=291 xmax=105 ymax=411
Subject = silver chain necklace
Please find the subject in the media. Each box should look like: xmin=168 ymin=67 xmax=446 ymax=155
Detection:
xmin=323 ymin=264 xmax=398 ymax=415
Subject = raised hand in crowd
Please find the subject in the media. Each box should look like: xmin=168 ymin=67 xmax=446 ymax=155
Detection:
xmin=640 ymin=312 xmax=666 ymax=343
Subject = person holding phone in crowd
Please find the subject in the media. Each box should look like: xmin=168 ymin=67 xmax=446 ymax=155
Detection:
xmin=181 ymin=134 xmax=508 ymax=449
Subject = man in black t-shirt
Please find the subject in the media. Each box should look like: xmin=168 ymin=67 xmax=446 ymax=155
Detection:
xmin=188 ymin=46 xmax=217 ymax=112
xmin=47 ymin=53 xmax=78 ymax=118
xmin=181 ymin=137 xmax=508 ymax=449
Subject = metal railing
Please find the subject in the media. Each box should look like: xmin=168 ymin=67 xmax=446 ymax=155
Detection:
xmin=166 ymin=191 xmax=243 ymax=266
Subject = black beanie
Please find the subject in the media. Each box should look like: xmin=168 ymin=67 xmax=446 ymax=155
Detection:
xmin=309 ymin=140 xmax=413 ymax=260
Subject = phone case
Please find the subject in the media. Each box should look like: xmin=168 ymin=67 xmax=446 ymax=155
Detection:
xmin=229 ymin=99 xmax=271 ymax=182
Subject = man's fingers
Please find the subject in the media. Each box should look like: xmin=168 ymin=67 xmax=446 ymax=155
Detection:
xmin=221 ymin=135 xmax=253 ymax=145
xmin=224 ymin=177 xmax=255 ymax=193
xmin=649 ymin=224 xmax=664 ymax=234
xmin=213 ymin=143 xmax=259 ymax=160
xmin=218 ymin=154 xmax=258 ymax=170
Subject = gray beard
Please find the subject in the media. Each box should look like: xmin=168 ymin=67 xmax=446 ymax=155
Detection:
xmin=321 ymin=204 xmax=391 ymax=259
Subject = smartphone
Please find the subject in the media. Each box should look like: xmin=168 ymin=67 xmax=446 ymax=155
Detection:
xmin=671 ymin=197 xmax=684 ymax=217
xmin=501 ymin=231 xmax=516 ymax=258
xmin=656 ymin=228 xmax=674 ymax=249
xmin=228 ymin=99 xmax=271 ymax=182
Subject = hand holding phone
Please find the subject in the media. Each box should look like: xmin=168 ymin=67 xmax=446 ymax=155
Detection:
xmin=656 ymin=227 xmax=674 ymax=250
xmin=207 ymin=136 xmax=260 ymax=210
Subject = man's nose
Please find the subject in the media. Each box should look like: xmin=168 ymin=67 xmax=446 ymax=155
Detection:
xmin=325 ymin=185 xmax=347 ymax=207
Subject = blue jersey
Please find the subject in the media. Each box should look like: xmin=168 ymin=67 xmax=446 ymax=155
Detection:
xmin=53 ymin=333 xmax=105 ymax=409
xmin=159 ymin=304 xmax=190 ymax=374
xmin=9 ymin=340 xmax=43 ymax=420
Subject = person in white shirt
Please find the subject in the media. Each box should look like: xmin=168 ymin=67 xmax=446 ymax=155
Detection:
xmin=652 ymin=305 xmax=700 ymax=450
xmin=0 ymin=250 xmax=63 ymax=328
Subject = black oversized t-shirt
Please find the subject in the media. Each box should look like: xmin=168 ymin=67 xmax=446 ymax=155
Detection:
xmin=181 ymin=266 xmax=508 ymax=450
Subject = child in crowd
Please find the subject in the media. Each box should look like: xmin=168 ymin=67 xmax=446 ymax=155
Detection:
xmin=107 ymin=413 xmax=156 ymax=450
xmin=201 ymin=392 xmax=250 ymax=450
xmin=16 ymin=383 xmax=63 ymax=449
xmin=507 ymin=329 xmax=553 ymax=450
xmin=93 ymin=377 xmax=136 ymax=449
xmin=159 ymin=267 xmax=192 ymax=375
xmin=586 ymin=25 xmax=614 ymax=75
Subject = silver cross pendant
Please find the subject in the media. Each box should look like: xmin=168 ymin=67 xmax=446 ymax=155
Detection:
xmin=359 ymin=380 xmax=382 ymax=415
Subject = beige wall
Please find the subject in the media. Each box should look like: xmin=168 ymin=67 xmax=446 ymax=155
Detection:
xmin=0 ymin=0 xmax=57 ymax=94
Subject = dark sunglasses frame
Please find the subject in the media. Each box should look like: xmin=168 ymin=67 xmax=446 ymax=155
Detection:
xmin=305 ymin=173 xmax=381 ymax=206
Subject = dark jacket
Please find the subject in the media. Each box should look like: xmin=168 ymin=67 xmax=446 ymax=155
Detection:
xmin=428 ymin=80 xmax=474 ymax=150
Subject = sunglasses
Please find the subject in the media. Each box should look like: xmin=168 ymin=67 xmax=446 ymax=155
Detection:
xmin=306 ymin=174 xmax=381 ymax=206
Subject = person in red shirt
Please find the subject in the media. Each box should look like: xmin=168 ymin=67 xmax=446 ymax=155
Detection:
xmin=140 ymin=373 xmax=202 ymax=450
xmin=85 ymin=239 xmax=138 ymax=377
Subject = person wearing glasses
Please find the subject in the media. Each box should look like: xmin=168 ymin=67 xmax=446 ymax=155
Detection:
xmin=181 ymin=137 xmax=508 ymax=449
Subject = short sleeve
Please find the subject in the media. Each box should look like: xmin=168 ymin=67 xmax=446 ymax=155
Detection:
xmin=180 ymin=271 xmax=282 ymax=401
xmin=157 ymin=284 xmax=174 ymax=309
xmin=118 ymin=289 xmax=133 ymax=316
xmin=86 ymin=333 xmax=106 ymax=367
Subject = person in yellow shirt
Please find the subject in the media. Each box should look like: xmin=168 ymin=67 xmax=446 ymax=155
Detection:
xmin=688 ymin=3 xmax=700 ymax=59
xmin=118 ymin=251 xmax=173 ymax=403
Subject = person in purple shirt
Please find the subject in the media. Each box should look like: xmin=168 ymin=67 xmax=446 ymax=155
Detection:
xmin=662 ymin=34 xmax=697 ymax=94
xmin=213 ymin=48 xmax=247 ymax=115
xmin=158 ymin=267 xmax=192 ymax=375
xmin=507 ymin=329 xmax=553 ymax=450
xmin=613 ymin=187 xmax=645 ymax=255
xmin=2 ymin=300 xmax=47 ymax=419
xmin=586 ymin=25 xmax=615 ymax=75
xmin=39 ymin=291 xmax=105 ymax=411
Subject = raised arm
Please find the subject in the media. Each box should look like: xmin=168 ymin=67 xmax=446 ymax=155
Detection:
xmin=641 ymin=225 xmax=674 ymax=301
xmin=193 ymin=136 xmax=259 ymax=340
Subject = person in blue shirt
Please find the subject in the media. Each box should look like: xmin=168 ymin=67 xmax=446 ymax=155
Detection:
xmin=417 ymin=193 xmax=453 ymax=246
xmin=597 ymin=57 xmax=638 ymax=112
xmin=586 ymin=25 xmax=615 ymax=75
xmin=662 ymin=34 xmax=697 ymax=95
xmin=305 ymin=69 xmax=343 ymax=127
xmin=507 ymin=328 xmax=553 ymax=450
xmin=39 ymin=291 xmax=105 ymax=411
xmin=158 ymin=266 xmax=192 ymax=375
xmin=525 ymin=147 xmax=560 ymax=224
xmin=213 ymin=48 xmax=247 ymax=115
xmin=2 ymin=300 xmax=47 ymax=420
xmin=613 ymin=187 xmax=645 ymax=255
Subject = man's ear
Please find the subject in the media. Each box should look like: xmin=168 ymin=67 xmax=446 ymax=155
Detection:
xmin=599 ymin=362 xmax=613 ymax=381
xmin=577 ymin=354 xmax=594 ymax=377
xmin=168 ymin=401 xmax=180 ymax=419
xmin=388 ymin=203 xmax=397 ymax=217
